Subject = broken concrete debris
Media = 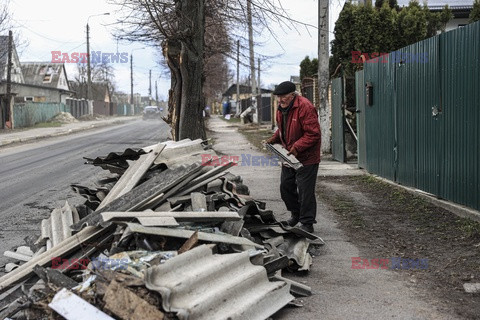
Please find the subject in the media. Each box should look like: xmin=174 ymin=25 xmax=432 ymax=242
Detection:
xmin=0 ymin=139 xmax=319 ymax=319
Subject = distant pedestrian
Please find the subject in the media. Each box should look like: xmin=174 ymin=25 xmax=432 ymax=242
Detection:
xmin=266 ymin=81 xmax=321 ymax=233
xmin=222 ymin=98 xmax=231 ymax=117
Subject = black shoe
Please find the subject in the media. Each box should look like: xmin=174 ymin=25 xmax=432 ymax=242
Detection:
xmin=284 ymin=217 xmax=299 ymax=227
xmin=298 ymin=224 xmax=314 ymax=233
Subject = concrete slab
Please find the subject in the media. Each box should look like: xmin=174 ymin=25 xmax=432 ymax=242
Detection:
xmin=318 ymin=159 xmax=366 ymax=176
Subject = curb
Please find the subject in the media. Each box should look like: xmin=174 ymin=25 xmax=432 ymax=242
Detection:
xmin=373 ymin=175 xmax=480 ymax=224
xmin=0 ymin=118 xmax=138 ymax=148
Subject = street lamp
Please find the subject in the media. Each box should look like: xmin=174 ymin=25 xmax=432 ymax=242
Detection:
xmin=130 ymin=47 xmax=146 ymax=109
xmin=86 ymin=12 xmax=110 ymax=100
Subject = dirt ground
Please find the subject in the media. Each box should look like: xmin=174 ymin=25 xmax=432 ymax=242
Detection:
xmin=217 ymin=116 xmax=480 ymax=318
xmin=317 ymin=175 xmax=480 ymax=320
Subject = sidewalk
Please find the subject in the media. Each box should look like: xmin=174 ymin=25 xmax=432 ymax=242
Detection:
xmin=0 ymin=116 xmax=140 ymax=147
xmin=207 ymin=115 xmax=455 ymax=320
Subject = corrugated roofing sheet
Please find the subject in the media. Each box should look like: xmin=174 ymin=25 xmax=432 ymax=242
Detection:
xmin=145 ymin=245 xmax=293 ymax=320
xmin=39 ymin=201 xmax=79 ymax=249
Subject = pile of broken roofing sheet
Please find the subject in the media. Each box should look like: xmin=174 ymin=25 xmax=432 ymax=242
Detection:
xmin=0 ymin=138 xmax=323 ymax=320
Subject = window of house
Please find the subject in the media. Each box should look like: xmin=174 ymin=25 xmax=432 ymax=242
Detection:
xmin=43 ymin=73 xmax=52 ymax=83
xmin=24 ymin=96 xmax=34 ymax=102
xmin=43 ymin=66 xmax=54 ymax=83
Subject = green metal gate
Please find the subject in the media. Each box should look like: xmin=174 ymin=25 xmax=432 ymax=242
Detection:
xmin=356 ymin=21 xmax=480 ymax=211
xmin=355 ymin=70 xmax=366 ymax=169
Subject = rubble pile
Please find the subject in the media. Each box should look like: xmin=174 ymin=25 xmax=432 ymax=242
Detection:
xmin=50 ymin=112 xmax=78 ymax=124
xmin=0 ymin=139 xmax=323 ymax=320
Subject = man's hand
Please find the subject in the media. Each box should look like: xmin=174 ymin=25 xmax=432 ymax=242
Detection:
xmin=287 ymin=146 xmax=298 ymax=158
xmin=265 ymin=137 xmax=276 ymax=144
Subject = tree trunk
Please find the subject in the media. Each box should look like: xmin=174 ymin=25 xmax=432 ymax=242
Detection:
xmin=163 ymin=39 xmax=182 ymax=141
xmin=163 ymin=0 xmax=206 ymax=141
xmin=178 ymin=0 xmax=206 ymax=140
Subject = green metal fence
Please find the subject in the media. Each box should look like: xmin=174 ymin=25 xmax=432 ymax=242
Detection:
xmin=356 ymin=21 xmax=480 ymax=210
xmin=13 ymin=102 xmax=69 ymax=128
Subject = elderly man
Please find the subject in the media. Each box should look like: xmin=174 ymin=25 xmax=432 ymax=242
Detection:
xmin=266 ymin=81 xmax=321 ymax=233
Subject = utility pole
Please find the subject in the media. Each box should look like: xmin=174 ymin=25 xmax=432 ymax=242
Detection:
xmin=86 ymin=13 xmax=110 ymax=101
xmin=130 ymin=54 xmax=134 ymax=107
xmin=318 ymin=0 xmax=331 ymax=153
xmin=86 ymin=23 xmax=91 ymax=100
xmin=4 ymin=30 xmax=12 ymax=129
xmin=247 ymin=0 xmax=257 ymax=122
xmin=149 ymin=69 xmax=152 ymax=103
xmin=236 ymin=40 xmax=240 ymax=116
xmin=155 ymin=80 xmax=158 ymax=107
xmin=257 ymin=57 xmax=261 ymax=122
xmin=130 ymin=47 xmax=145 ymax=110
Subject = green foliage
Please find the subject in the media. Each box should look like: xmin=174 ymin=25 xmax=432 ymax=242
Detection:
xmin=299 ymin=56 xmax=318 ymax=80
xmin=33 ymin=122 xmax=62 ymax=128
xmin=331 ymin=0 xmax=453 ymax=77
xmin=331 ymin=1 xmax=357 ymax=76
xmin=375 ymin=0 xmax=398 ymax=9
xmin=470 ymin=0 xmax=480 ymax=23
xmin=395 ymin=1 xmax=427 ymax=48
xmin=423 ymin=4 xmax=453 ymax=38
xmin=438 ymin=5 xmax=453 ymax=32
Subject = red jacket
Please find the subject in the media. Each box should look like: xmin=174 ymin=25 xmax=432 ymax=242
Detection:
xmin=271 ymin=95 xmax=321 ymax=165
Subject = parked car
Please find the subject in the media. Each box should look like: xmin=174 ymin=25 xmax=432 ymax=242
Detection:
xmin=143 ymin=106 xmax=161 ymax=120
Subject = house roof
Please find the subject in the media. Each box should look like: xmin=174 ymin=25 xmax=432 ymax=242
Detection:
xmin=0 ymin=36 xmax=8 ymax=77
xmin=397 ymin=1 xmax=473 ymax=18
xmin=69 ymin=81 xmax=110 ymax=101
xmin=223 ymin=84 xmax=273 ymax=97
xmin=0 ymin=36 xmax=24 ymax=83
xmin=21 ymin=62 xmax=70 ymax=90
xmin=397 ymin=0 xmax=473 ymax=10
xmin=397 ymin=0 xmax=473 ymax=6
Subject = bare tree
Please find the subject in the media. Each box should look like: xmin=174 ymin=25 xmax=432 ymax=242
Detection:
xmin=0 ymin=1 xmax=10 ymax=33
xmin=110 ymin=0 xmax=302 ymax=140
xmin=72 ymin=61 xmax=116 ymax=101
xmin=94 ymin=61 xmax=117 ymax=102
xmin=0 ymin=0 xmax=29 ymax=57
xmin=203 ymin=14 xmax=232 ymax=108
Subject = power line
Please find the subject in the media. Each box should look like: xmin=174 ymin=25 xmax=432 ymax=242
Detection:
xmin=11 ymin=19 xmax=80 ymax=45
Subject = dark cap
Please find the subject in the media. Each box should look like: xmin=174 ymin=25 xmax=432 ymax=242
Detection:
xmin=273 ymin=81 xmax=296 ymax=95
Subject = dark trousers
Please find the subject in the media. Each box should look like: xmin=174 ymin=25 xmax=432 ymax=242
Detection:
xmin=280 ymin=163 xmax=319 ymax=225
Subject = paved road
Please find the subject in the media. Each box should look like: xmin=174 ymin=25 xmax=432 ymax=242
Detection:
xmin=0 ymin=119 xmax=169 ymax=267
